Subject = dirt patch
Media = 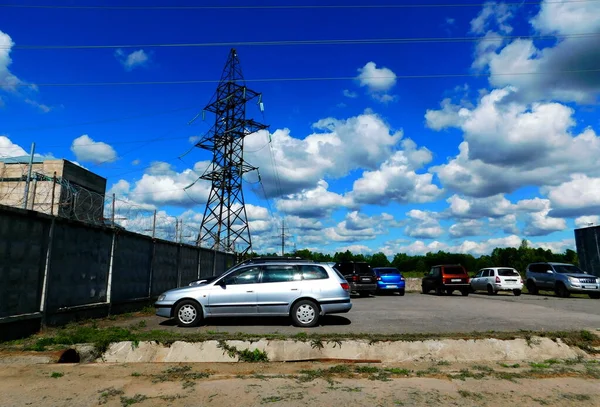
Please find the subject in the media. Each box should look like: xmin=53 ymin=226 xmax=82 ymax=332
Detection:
xmin=0 ymin=362 xmax=599 ymax=406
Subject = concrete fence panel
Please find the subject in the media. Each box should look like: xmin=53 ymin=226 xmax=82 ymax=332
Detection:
xmin=45 ymin=220 xmax=112 ymax=311
xmin=150 ymin=242 xmax=179 ymax=297
xmin=111 ymin=231 xmax=153 ymax=303
xmin=0 ymin=210 xmax=49 ymax=318
xmin=179 ymin=246 xmax=200 ymax=286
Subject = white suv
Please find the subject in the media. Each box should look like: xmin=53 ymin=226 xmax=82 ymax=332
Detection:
xmin=470 ymin=267 xmax=523 ymax=296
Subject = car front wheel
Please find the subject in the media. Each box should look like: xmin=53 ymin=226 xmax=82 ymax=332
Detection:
xmin=291 ymin=299 xmax=320 ymax=327
xmin=589 ymin=293 xmax=600 ymax=299
xmin=513 ymin=289 xmax=522 ymax=296
xmin=174 ymin=300 xmax=202 ymax=327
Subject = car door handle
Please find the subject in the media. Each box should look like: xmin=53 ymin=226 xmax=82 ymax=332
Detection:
xmin=246 ymin=290 xmax=254 ymax=293
xmin=291 ymin=288 xmax=299 ymax=291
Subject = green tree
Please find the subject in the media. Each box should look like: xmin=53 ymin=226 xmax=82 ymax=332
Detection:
xmin=370 ymin=252 xmax=390 ymax=267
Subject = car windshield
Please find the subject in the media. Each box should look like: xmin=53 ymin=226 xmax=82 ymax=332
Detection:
xmin=498 ymin=269 xmax=520 ymax=276
xmin=376 ymin=268 xmax=400 ymax=275
xmin=554 ymin=264 xmax=584 ymax=274
xmin=444 ymin=266 xmax=465 ymax=275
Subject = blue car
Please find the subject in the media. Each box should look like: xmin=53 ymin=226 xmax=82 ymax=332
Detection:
xmin=373 ymin=267 xmax=406 ymax=296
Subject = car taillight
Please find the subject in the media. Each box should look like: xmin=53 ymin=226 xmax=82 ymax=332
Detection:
xmin=376 ymin=276 xmax=382 ymax=281
xmin=352 ymin=275 xmax=359 ymax=282
xmin=341 ymin=282 xmax=350 ymax=291
xmin=495 ymin=276 xmax=501 ymax=283
xmin=400 ymin=277 xmax=405 ymax=281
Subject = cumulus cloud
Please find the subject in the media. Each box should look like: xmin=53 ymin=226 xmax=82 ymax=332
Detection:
xmin=473 ymin=0 xmax=600 ymax=103
xmin=386 ymin=235 xmax=525 ymax=256
xmin=575 ymin=215 xmax=600 ymax=228
xmin=244 ymin=112 xmax=403 ymax=198
xmin=404 ymin=210 xmax=444 ymax=239
xmin=519 ymin=198 xmax=567 ymax=236
xmin=343 ymin=89 xmax=358 ymax=98
xmin=427 ymin=87 xmax=600 ymax=197
xmin=348 ymin=140 xmax=442 ymax=205
xmin=275 ymin=180 xmax=355 ymax=218
xmin=546 ymin=174 xmax=600 ymax=217
xmin=356 ymin=62 xmax=397 ymax=102
xmin=70 ymin=135 xmax=118 ymax=164
xmin=115 ymin=49 xmax=150 ymax=71
xmin=0 ymin=30 xmax=22 ymax=92
xmin=324 ymin=211 xmax=396 ymax=243
xmin=0 ymin=135 xmax=27 ymax=157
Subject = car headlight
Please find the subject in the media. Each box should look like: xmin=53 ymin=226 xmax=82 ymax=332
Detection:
xmin=158 ymin=294 xmax=166 ymax=301
xmin=567 ymin=277 xmax=578 ymax=284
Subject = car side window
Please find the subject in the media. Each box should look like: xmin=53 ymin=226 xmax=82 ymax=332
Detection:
xmin=475 ymin=270 xmax=484 ymax=278
xmin=261 ymin=265 xmax=301 ymax=283
xmin=221 ymin=266 xmax=261 ymax=285
xmin=300 ymin=265 xmax=329 ymax=280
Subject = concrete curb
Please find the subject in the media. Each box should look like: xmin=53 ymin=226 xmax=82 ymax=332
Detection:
xmin=98 ymin=337 xmax=586 ymax=363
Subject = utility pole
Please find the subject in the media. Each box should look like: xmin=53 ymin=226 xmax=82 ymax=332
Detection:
xmin=111 ymin=193 xmax=115 ymax=227
xmin=22 ymin=142 xmax=35 ymax=209
xmin=152 ymin=210 xmax=157 ymax=238
xmin=194 ymin=48 xmax=268 ymax=258
xmin=281 ymin=220 xmax=286 ymax=256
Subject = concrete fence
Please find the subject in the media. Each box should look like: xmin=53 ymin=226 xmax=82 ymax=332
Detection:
xmin=0 ymin=204 xmax=236 ymax=339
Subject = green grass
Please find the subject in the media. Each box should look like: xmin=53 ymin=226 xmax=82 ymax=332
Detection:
xmin=50 ymin=372 xmax=63 ymax=378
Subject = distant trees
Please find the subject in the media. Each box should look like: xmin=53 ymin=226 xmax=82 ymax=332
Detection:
xmin=248 ymin=238 xmax=578 ymax=274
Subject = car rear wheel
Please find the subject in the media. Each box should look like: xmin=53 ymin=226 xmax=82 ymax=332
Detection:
xmin=174 ymin=300 xmax=202 ymax=327
xmin=291 ymin=299 xmax=320 ymax=327
xmin=526 ymin=280 xmax=538 ymax=295
xmin=513 ymin=289 xmax=522 ymax=296
xmin=421 ymin=285 xmax=429 ymax=294
xmin=460 ymin=289 xmax=469 ymax=296
xmin=359 ymin=291 xmax=370 ymax=297
xmin=487 ymin=285 xmax=497 ymax=295
xmin=589 ymin=293 xmax=600 ymax=299
xmin=446 ymin=289 xmax=454 ymax=295
xmin=398 ymin=289 xmax=405 ymax=296
xmin=435 ymin=287 xmax=444 ymax=296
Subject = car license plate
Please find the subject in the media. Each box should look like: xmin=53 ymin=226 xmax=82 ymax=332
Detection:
xmin=361 ymin=277 xmax=371 ymax=282
xmin=583 ymin=285 xmax=593 ymax=289
xmin=451 ymin=279 xmax=461 ymax=282
xmin=387 ymin=285 xmax=398 ymax=289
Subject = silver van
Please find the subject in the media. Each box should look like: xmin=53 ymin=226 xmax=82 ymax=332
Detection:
xmin=154 ymin=258 xmax=352 ymax=327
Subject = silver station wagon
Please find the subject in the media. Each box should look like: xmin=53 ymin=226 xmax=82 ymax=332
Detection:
xmin=154 ymin=257 xmax=352 ymax=327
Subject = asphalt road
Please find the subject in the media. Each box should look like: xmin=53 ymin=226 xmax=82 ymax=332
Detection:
xmin=132 ymin=291 xmax=600 ymax=335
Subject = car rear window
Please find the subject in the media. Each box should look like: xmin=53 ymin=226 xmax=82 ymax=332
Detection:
xmin=299 ymin=265 xmax=329 ymax=280
xmin=444 ymin=266 xmax=466 ymax=275
xmin=355 ymin=263 xmax=374 ymax=275
xmin=376 ymin=268 xmax=400 ymax=275
xmin=498 ymin=268 xmax=520 ymax=276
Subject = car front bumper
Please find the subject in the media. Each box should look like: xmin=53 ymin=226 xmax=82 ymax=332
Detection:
xmin=565 ymin=281 xmax=600 ymax=293
xmin=155 ymin=301 xmax=175 ymax=318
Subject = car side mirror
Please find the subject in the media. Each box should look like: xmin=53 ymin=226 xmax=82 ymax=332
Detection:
xmin=546 ymin=270 xmax=553 ymax=274
xmin=423 ymin=272 xmax=428 ymax=277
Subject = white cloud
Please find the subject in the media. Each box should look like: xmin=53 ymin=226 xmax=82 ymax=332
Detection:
xmin=70 ymin=135 xmax=118 ymax=164
xmin=275 ymin=180 xmax=355 ymax=218
xmin=446 ymin=194 xmax=515 ymax=218
xmin=449 ymin=219 xmax=486 ymax=238
xmin=0 ymin=135 xmax=27 ymax=157
xmin=115 ymin=49 xmax=150 ymax=71
xmin=428 ymin=87 xmax=600 ymax=197
xmin=575 ymin=216 xmax=600 ymax=228
xmin=404 ymin=209 xmax=444 ymax=239
xmin=545 ymin=174 xmax=600 ymax=217
xmin=470 ymin=1 xmax=513 ymax=34
xmin=472 ymin=1 xmax=600 ymax=103
xmin=0 ymin=30 xmax=22 ymax=92
xmin=343 ymin=89 xmax=358 ymax=98
xmin=244 ymin=112 xmax=403 ymax=198
xmin=519 ymin=198 xmax=567 ymax=236
xmin=131 ymin=159 xmax=140 ymax=166
xmin=348 ymin=140 xmax=442 ymax=205
xmin=388 ymin=235 xmax=525 ymax=256
xmin=127 ymin=161 xmax=212 ymax=207
xmin=357 ymin=62 xmax=397 ymax=92
xmin=324 ymin=211 xmax=394 ymax=243
xmin=356 ymin=62 xmax=397 ymax=102
xmin=24 ymin=98 xmax=51 ymax=113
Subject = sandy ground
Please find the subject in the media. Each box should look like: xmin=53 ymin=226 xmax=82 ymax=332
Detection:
xmin=1 ymin=362 xmax=600 ymax=407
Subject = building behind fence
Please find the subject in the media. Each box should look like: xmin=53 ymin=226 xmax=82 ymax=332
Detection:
xmin=0 ymin=204 xmax=236 ymax=340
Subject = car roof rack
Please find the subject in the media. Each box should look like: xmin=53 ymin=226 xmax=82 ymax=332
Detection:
xmin=239 ymin=256 xmax=314 ymax=264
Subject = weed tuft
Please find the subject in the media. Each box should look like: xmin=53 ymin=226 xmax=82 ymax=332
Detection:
xmin=50 ymin=372 xmax=63 ymax=378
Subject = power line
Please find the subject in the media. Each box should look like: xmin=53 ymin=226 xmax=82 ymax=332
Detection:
xmin=4 ymin=68 xmax=600 ymax=88
xmin=9 ymin=32 xmax=600 ymax=50
xmin=0 ymin=0 xmax=595 ymax=10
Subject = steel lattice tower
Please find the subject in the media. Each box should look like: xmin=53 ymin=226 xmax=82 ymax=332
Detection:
xmin=195 ymin=48 xmax=268 ymax=256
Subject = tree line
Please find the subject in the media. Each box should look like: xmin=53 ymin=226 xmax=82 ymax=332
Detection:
xmin=255 ymin=240 xmax=578 ymax=274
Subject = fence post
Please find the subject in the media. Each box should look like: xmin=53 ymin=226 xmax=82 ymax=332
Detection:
xmin=111 ymin=193 xmax=115 ymax=227
xmin=50 ymin=172 xmax=57 ymax=216
xmin=39 ymin=216 xmax=56 ymax=328
xmin=30 ymin=176 xmax=37 ymax=210
xmin=152 ymin=209 xmax=156 ymax=238
xmin=22 ymin=142 xmax=35 ymax=209
xmin=106 ymin=229 xmax=116 ymax=315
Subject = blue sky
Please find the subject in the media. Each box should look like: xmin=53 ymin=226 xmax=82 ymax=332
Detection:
xmin=1 ymin=0 xmax=600 ymax=256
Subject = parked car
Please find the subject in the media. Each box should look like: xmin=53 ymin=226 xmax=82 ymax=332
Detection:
xmin=333 ymin=261 xmax=378 ymax=297
xmin=155 ymin=258 xmax=352 ymax=327
xmin=421 ymin=264 xmax=470 ymax=296
xmin=525 ymin=262 xmax=600 ymax=299
xmin=470 ymin=267 xmax=523 ymax=296
xmin=372 ymin=267 xmax=406 ymax=296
